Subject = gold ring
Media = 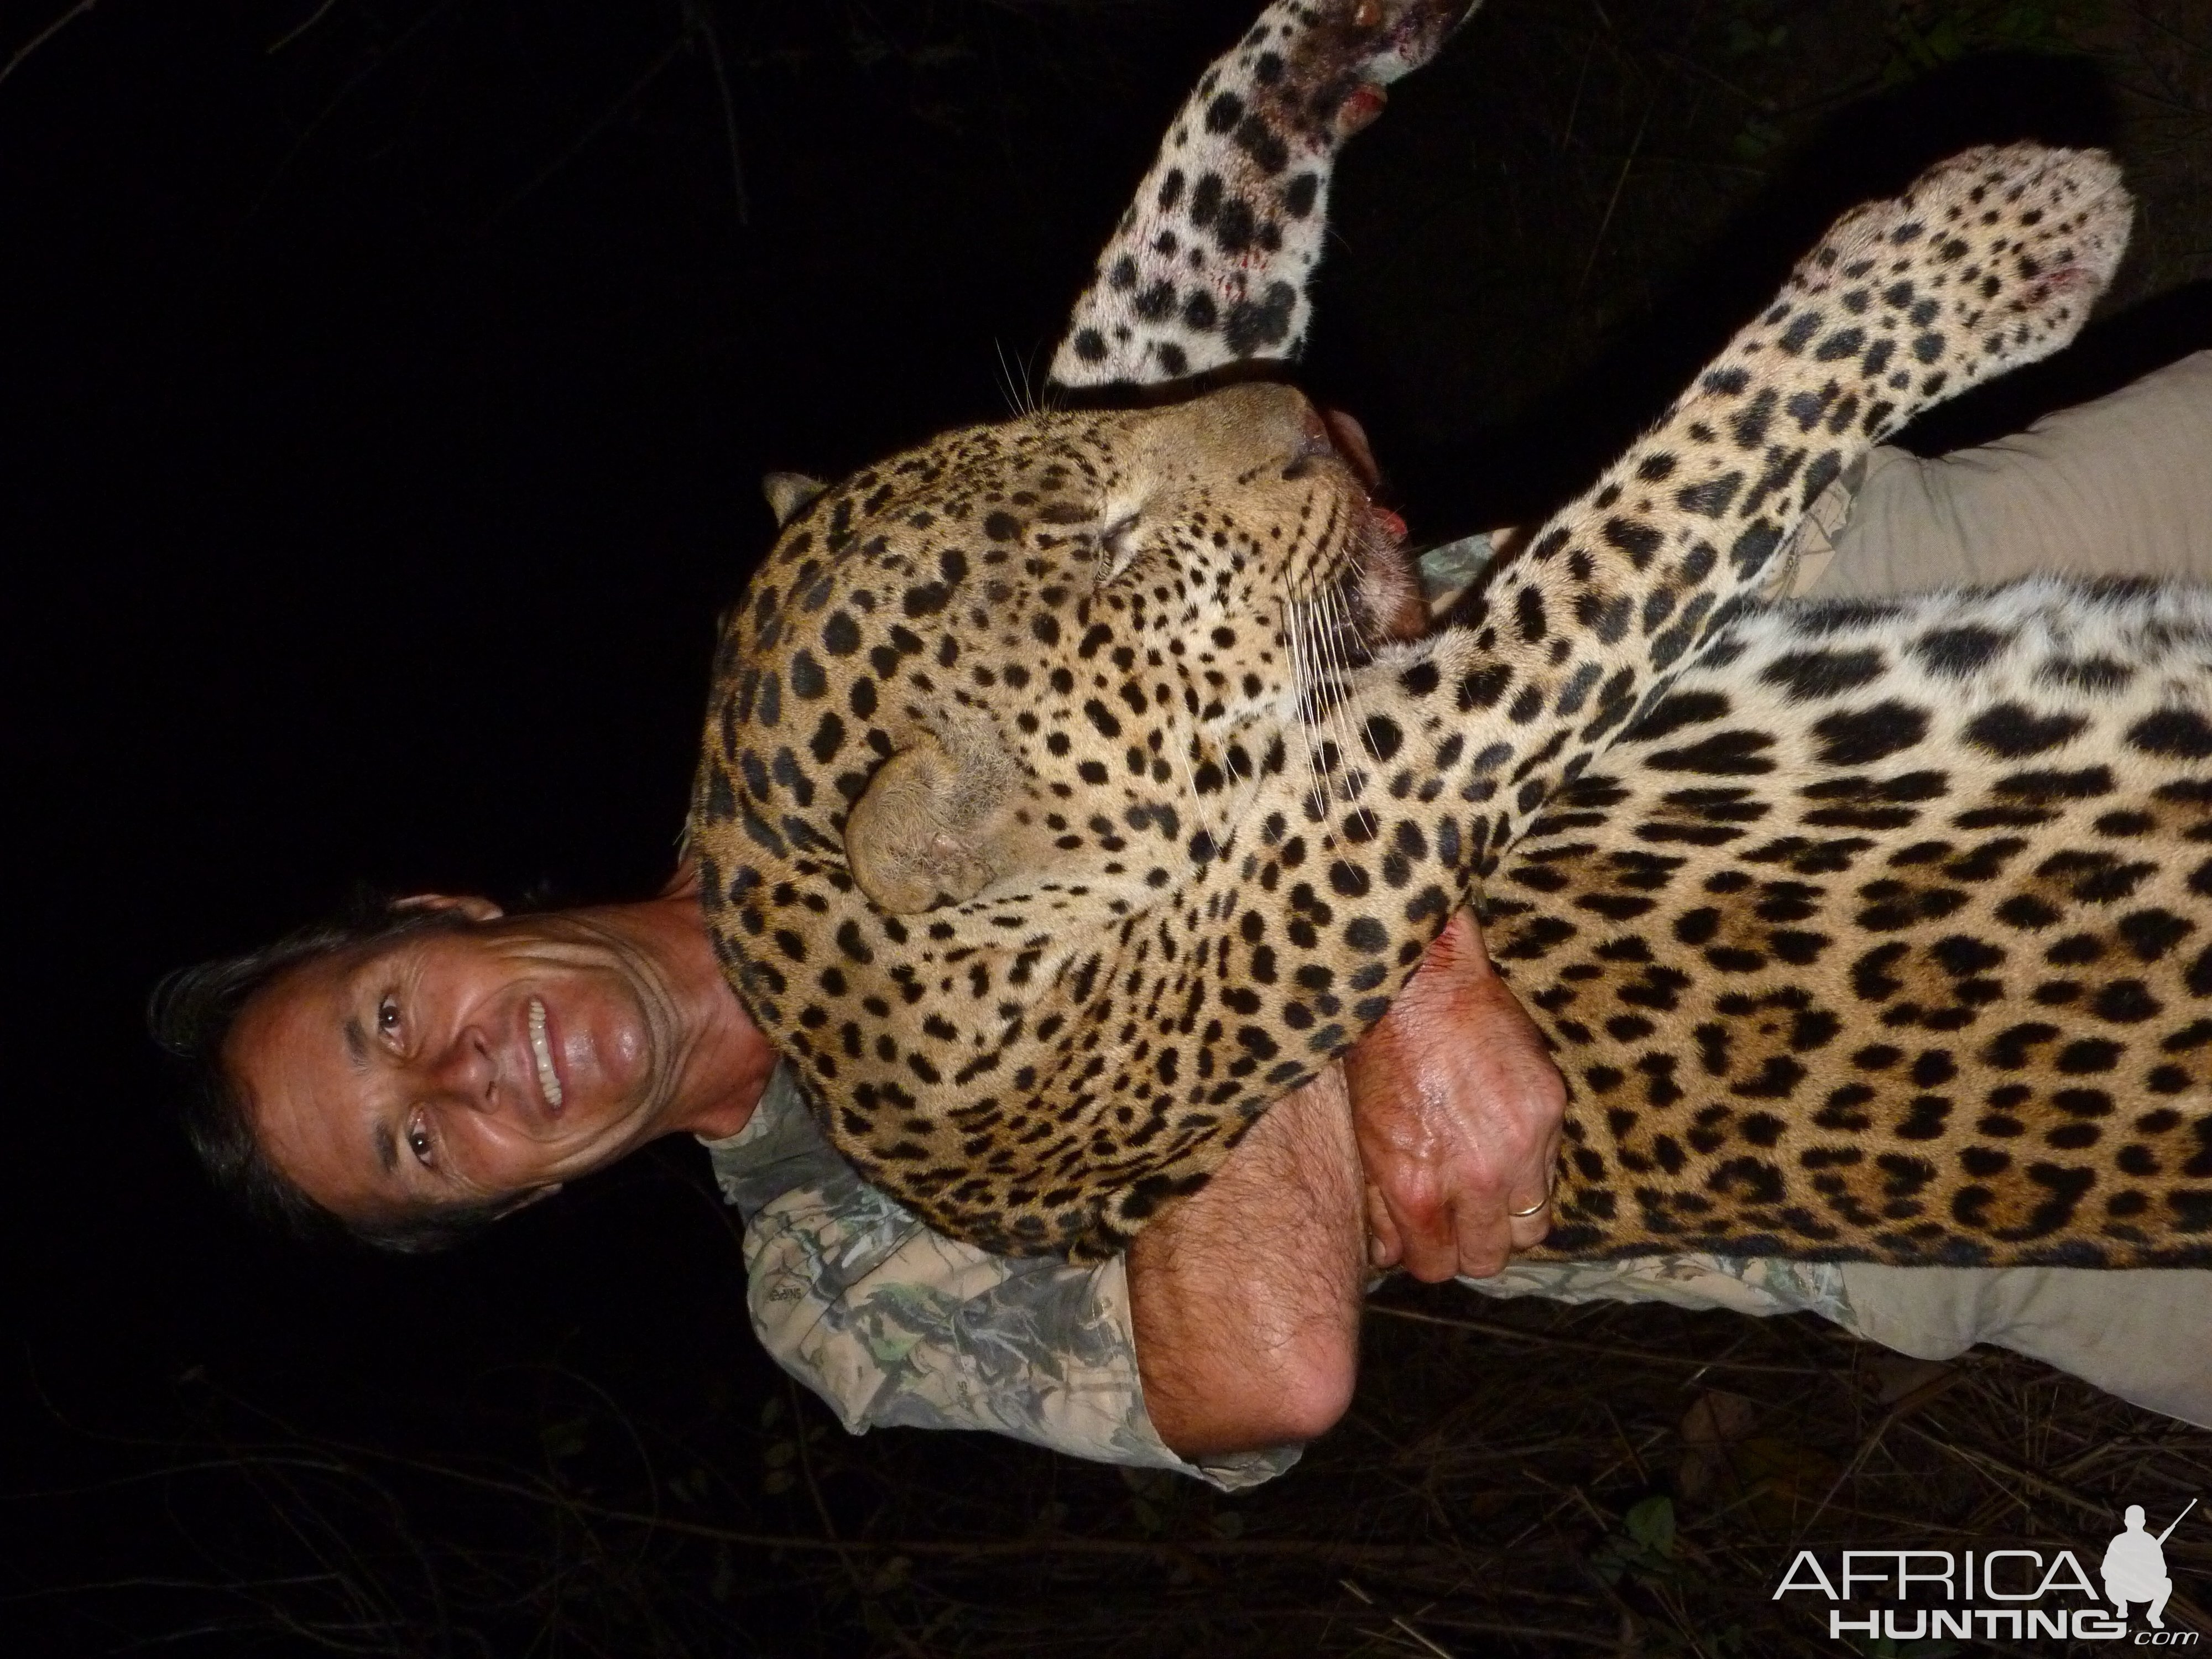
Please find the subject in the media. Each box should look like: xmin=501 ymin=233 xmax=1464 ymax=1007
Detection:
xmin=1508 ymin=1192 xmax=1551 ymax=1218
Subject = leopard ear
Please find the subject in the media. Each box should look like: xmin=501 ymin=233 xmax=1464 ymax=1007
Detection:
xmin=763 ymin=471 xmax=827 ymax=527
xmin=844 ymin=732 xmax=1020 ymax=914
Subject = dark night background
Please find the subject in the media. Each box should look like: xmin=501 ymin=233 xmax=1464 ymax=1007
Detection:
xmin=6 ymin=1 xmax=2211 ymax=1652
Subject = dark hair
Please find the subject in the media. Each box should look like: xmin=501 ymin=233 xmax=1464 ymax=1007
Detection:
xmin=147 ymin=893 xmax=520 ymax=1255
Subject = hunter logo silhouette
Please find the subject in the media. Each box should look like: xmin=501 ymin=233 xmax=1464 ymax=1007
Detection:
xmin=2104 ymin=1499 xmax=2195 ymax=1629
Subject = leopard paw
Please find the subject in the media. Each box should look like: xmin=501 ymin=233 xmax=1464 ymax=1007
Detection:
xmin=1248 ymin=0 xmax=1480 ymax=143
xmin=1051 ymin=0 xmax=1480 ymax=389
xmin=1781 ymin=144 xmax=2132 ymax=429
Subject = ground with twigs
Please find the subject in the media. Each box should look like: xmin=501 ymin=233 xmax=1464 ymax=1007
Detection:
xmin=51 ymin=1277 xmax=2212 ymax=1656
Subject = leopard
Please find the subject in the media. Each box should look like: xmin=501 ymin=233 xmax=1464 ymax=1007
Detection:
xmin=690 ymin=0 xmax=2194 ymax=1274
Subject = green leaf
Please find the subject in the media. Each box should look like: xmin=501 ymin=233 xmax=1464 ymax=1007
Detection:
xmin=1624 ymin=1495 xmax=1676 ymax=1557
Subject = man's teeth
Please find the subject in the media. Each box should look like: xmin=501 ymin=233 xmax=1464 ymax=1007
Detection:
xmin=528 ymin=998 xmax=565 ymax=1108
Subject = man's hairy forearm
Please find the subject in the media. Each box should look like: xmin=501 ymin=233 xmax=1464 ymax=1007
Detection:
xmin=1128 ymin=1068 xmax=1368 ymax=1458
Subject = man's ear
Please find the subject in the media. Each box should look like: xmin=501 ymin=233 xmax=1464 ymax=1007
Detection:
xmin=395 ymin=893 xmax=504 ymax=922
xmin=763 ymin=471 xmax=827 ymax=527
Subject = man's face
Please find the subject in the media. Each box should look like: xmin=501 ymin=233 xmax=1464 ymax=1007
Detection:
xmin=229 ymin=912 xmax=682 ymax=1224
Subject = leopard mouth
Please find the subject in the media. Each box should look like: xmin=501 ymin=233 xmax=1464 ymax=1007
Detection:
xmin=1303 ymin=407 xmax=1427 ymax=667
xmin=1274 ymin=407 xmax=1425 ymax=801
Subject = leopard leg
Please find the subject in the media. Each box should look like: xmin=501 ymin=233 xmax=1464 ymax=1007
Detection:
xmin=1048 ymin=0 xmax=1479 ymax=392
xmin=1401 ymin=145 xmax=2134 ymax=883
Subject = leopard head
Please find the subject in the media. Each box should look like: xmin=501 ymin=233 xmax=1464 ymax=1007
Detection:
xmin=691 ymin=382 xmax=1421 ymax=1251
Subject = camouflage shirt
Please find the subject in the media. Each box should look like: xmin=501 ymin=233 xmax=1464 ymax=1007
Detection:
xmin=706 ymin=1067 xmax=1303 ymax=1491
xmin=705 ymin=1067 xmax=1854 ymax=1491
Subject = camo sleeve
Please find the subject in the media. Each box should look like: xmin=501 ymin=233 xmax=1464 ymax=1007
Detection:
xmin=704 ymin=1068 xmax=1302 ymax=1493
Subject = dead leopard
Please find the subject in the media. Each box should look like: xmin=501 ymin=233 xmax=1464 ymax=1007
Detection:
xmin=695 ymin=8 xmax=2170 ymax=1269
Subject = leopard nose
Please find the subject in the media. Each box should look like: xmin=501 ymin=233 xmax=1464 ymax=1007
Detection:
xmin=1180 ymin=381 xmax=1328 ymax=472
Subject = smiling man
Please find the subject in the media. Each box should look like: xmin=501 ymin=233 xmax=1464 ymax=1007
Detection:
xmin=155 ymin=0 xmax=1571 ymax=1475
xmin=222 ymin=879 xmax=776 ymax=1239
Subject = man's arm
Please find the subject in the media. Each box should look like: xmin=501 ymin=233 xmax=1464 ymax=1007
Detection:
xmin=1127 ymin=1068 xmax=1367 ymax=1457
xmin=1124 ymin=915 xmax=1573 ymax=1458
xmin=1347 ymin=909 xmax=1568 ymax=1280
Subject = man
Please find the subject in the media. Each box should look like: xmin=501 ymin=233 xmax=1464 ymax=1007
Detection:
xmin=153 ymin=858 xmax=1551 ymax=1469
xmin=159 ymin=0 xmax=1571 ymax=1477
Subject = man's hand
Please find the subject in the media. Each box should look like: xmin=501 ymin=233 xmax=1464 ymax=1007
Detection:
xmin=1128 ymin=1068 xmax=1366 ymax=1459
xmin=1345 ymin=909 xmax=1566 ymax=1281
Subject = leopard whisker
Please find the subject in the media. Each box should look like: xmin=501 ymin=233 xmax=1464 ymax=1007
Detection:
xmin=1338 ymin=546 xmax=1385 ymax=795
xmin=1286 ymin=594 xmax=1325 ymax=816
xmin=1326 ymin=578 xmax=1381 ymax=838
xmin=1315 ymin=582 xmax=1354 ymax=811
xmin=992 ymin=339 xmax=1038 ymax=420
xmin=1302 ymin=597 xmax=1333 ymax=812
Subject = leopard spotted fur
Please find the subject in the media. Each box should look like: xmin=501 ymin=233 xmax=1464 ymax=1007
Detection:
xmin=692 ymin=4 xmax=2166 ymax=1268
